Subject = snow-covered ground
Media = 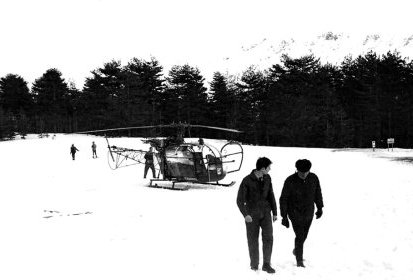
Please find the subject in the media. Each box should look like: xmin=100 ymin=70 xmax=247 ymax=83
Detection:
xmin=1 ymin=134 xmax=412 ymax=280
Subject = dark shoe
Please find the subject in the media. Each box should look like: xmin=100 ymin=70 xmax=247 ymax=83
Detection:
xmin=262 ymin=263 xmax=275 ymax=274
xmin=281 ymin=217 xmax=289 ymax=228
xmin=297 ymin=261 xmax=305 ymax=268
xmin=293 ymin=249 xmax=305 ymax=260
xmin=250 ymin=265 xmax=258 ymax=271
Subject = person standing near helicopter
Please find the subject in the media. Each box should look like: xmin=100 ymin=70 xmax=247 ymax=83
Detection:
xmin=144 ymin=147 xmax=156 ymax=179
xmin=91 ymin=141 xmax=97 ymax=158
xmin=70 ymin=144 xmax=79 ymax=160
xmin=237 ymin=157 xmax=277 ymax=274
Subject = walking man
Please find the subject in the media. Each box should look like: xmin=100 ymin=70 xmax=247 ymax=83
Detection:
xmin=144 ymin=147 xmax=156 ymax=179
xmin=70 ymin=144 xmax=79 ymax=160
xmin=279 ymin=159 xmax=324 ymax=267
xmin=236 ymin=157 xmax=277 ymax=273
xmin=91 ymin=141 xmax=97 ymax=158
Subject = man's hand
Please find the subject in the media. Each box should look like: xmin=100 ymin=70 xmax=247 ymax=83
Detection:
xmin=272 ymin=215 xmax=278 ymax=222
xmin=245 ymin=215 xmax=253 ymax=223
xmin=315 ymin=208 xmax=323 ymax=219
xmin=281 ymin=217 xmax=289 ymax=228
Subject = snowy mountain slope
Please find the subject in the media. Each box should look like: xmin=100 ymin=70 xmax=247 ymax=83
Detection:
xmin=215 ymin=32 xmax=413 ymax=77
xmin=0 ymin=134 xmax=412 ymax=280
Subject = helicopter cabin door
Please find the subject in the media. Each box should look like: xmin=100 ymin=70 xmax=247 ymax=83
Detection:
xmin=220 ymin=141 xmax=244 ymax=174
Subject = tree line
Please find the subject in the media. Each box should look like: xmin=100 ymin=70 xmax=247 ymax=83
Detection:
xmin=1 ymin=51 xmax=413 ymax=148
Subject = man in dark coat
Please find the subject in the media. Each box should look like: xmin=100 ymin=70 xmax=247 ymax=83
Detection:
xmin=237 ymin=157 xmax=277 ymax=274
xmin=91 ymin=141 xmax=97 ymax=158
xmin=70 ymin=144 xmax=79 ymax=160
xmin=144 ymin=147 xmax=156 ymax=179
xmin=280 ymin=159 xmax=324 ymax=267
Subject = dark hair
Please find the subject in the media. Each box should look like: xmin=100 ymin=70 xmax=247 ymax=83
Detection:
xmin=295 ymin=159 xmax=312 ymax=172
xmin=256 ymin=157 xmax=272 ymax=170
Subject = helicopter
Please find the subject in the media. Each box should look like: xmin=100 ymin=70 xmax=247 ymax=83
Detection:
xmin=78 ymin=123 xmax=244 ymax=190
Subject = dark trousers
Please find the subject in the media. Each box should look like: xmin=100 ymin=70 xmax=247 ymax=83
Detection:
xmin=92 ymin=150 xmax=97 ymax=158
xmin=245 ymin=212 xmax=273 ymax=267
xmin=71 ymin=153 xmax=75 ymax=160
xmin=144 ymin=163 xmax=155 ymax=178
xmin=291 ymin=216 xmax=313 ymax=262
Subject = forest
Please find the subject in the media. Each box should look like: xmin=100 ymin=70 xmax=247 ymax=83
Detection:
xmin=1 ymin=51 xmax=412 ymax=148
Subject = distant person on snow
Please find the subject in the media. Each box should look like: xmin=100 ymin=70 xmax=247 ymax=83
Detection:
xmin=236 ymin=157 xmax=277 ymax=274
xmin=70 ymin=144 xmax=79 ymax=160
xmin=91 ymin=141 xmax=97 ymax=158
xmin=144 ymin=147 xmax=156 ymax=179
xmin=279 ymin=159 xmax=324 ymax=268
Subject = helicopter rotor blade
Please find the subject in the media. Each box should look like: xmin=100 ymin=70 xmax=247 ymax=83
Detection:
xmin=72 ymin=123 xmax=241 ymax=135
xmin=189 ymin=125 xmax=242 ymax=133
xmin=74 ymin=125 xmax=161 ymax=134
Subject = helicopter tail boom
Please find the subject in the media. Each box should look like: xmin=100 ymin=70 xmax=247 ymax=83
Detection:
xmin=106 ymin=141 xmax=149 ymax=170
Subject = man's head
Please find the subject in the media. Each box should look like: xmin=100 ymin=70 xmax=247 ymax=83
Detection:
xmin=295 ymin=159 xmax=312 ymax=179
xmin=256 ymin=157 xmax=272 ymax=175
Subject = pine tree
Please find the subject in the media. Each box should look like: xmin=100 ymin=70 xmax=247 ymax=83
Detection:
xmin=266 ymin=55 xmax=321 ymax=146
xmin=67 ymin=81 xmax=82 ymax=132
xmin=340 ymin=52 xmax=382 ymax=147
xmin=209 ymin=72 xmax=231 ymax=127
xmin=378 ymin=51 xmax=409 ymax=147
xmin=166 ymin=65 xmax=208 ymax=125
xmin=237 ymin=66 xmax=267 ymax=144
xmin=124 ymin=57 xmax=164 ymax=129
xmin=82 ymin=60 xmax=124 ymax=130
xmin=406 ymin=61 xmax=413 ymax=146
xmin=0 ymin=106 xmax=16 ymax=140
xmin=0 ymin=74 xmax=33 ymax=115
xmin=32 ymin=68 xmax=69 ymax=133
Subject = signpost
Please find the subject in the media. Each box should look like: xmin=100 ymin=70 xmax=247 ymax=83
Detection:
xmin=387 ymin=138 xmax=395 ymax=151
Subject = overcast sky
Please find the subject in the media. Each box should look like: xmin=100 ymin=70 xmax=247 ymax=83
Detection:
xmin=1 ymin=0 xmax=412 ymax=88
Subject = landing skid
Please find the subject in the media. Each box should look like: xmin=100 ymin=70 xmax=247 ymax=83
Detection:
xmin=200 ymin=181 xmax=236 ymax=187
xmin=148 ymin=179 xmax=235 ymax=190
xmin=149 ymin=179 xmax=191 ymax=190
